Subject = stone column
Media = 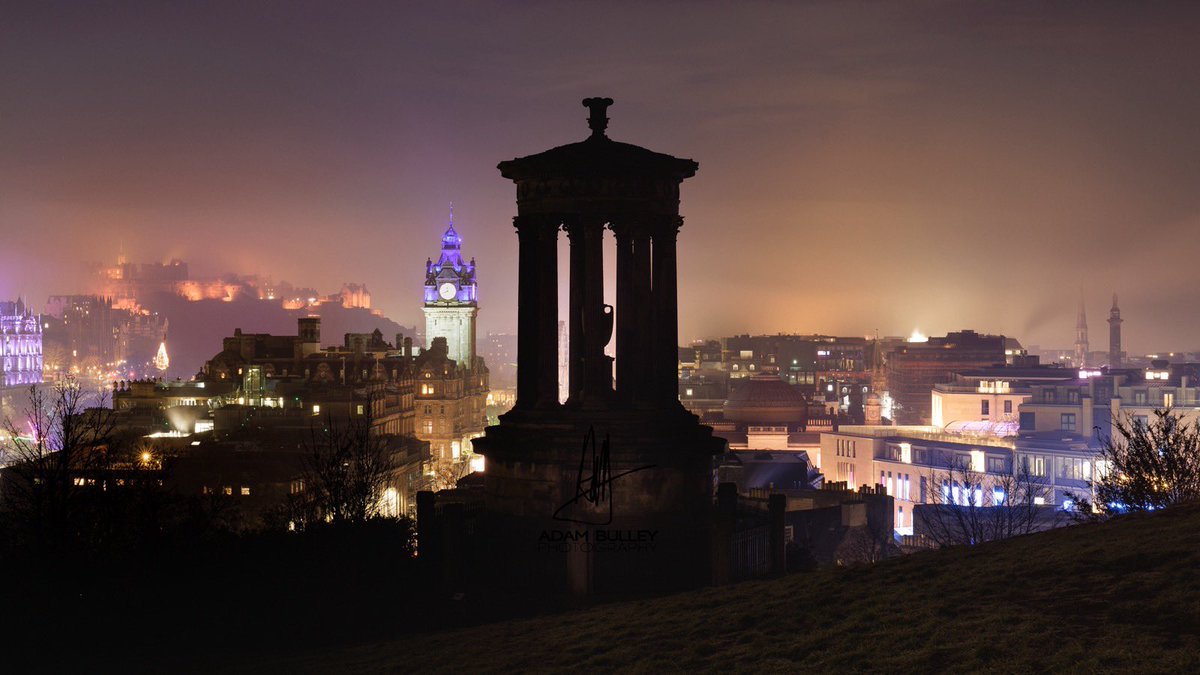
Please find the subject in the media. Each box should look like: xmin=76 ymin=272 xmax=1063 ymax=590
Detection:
xmin=514 ymin=215 xmax=560 ymax=409
xmin=565 ymin=216 xmax=610 ymax=407
xmin=611 ymin=221 xmax=633 ymax=404
xmin=632 ymin=226 xmax=654 ymax=407
xmin=566 ymin=215 xmax=585 ymax=405
xmin=651 ymin=216 xmax=682 ymax=408
xmin=611 ymin=220 xmax=652 ymax=406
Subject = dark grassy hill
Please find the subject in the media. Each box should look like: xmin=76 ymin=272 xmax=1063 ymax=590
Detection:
xmin=238 ymin=504 xmax=1200 ymax=673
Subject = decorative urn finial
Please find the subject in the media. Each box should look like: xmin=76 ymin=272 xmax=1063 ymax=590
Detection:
xmin=582 ymin=97 xmax=614 ymax=137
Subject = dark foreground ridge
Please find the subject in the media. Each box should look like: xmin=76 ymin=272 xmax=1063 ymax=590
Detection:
xmin=239 ymin=504 xmax=1200 ymax=673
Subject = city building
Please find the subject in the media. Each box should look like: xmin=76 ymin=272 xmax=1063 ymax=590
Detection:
xmin=679 ymin=334 xmax=894 ymax=423
xmin=710 ymin=374 xmax=830 ymax=454
xmin=929 ymin=357 xmax=1078 ymax=429
xmin=1017 ymin=360 xmax=1200 ymax=439
xmin=886 ymin=330 xmax=1009 ymax=425
xmin=1 ymin=299 xmax=43 ymax=387
xmin=43 ymin=294 xmax=167 ymax=378
xmin=818 ymin=356 xmax=1200 ymax=535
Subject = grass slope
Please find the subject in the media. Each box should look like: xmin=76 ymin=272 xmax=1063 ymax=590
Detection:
xmin=241 ymin=504 xmax=1200 ymax=673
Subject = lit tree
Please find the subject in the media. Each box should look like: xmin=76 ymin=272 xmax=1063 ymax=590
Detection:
xmin=290 ymin=403 xmax=395 ymax=528
xmin=1086 ymin=409 xmax=1200 ymax=514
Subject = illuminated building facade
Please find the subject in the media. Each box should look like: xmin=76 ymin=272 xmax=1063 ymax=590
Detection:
xmin=1 ymin=300 xmax=43 ymax=387
xmin=202 ymin=313 xmax=487 ymax=482
xmin=929 ymin=359 xmax=1077 ymax=429
xmin=202 ymin=317 xmax=419 ymax=436
xmin=413 ymin=336 xmax=489 ymax=482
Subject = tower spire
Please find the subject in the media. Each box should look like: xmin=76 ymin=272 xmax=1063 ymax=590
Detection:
xmin=1074 ymin=290 xmax=1089 ymax=368
xmin=1108 ymin=291 xmax=1123 ymax=368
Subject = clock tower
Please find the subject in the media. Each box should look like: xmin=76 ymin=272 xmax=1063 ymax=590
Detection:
xmin=423 ymin=212 xmax=478 ymax=367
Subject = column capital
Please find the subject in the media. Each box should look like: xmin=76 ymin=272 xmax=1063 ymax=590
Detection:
xmin=513 ymin=214 xmax=563 ymax=232
xmin=561 ymin=215 xmax=606 ymax=239
xmin=648 ymin=214 xmax=683 ymax=237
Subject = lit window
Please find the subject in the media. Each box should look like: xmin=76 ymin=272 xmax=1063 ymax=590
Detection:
xmin=356 ymin=404 xmax=365 ymax=415
xmin=241 ymin=487 xmax=251 ymax=496
xmin=223 ymin=486 xmax=232 ymax=496
xmin=312 ymin=404 xmax=321 ymax=415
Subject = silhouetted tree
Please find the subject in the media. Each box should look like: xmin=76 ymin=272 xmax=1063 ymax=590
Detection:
xmin=290 ymin=406 xmax=394 ymax=528
xmin=1082 ymin=409 xmax=1200 ymax=514
xmin=0 ymin=382 xmax=119 ymax=551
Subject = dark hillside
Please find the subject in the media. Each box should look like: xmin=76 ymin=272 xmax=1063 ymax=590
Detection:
xmin=238 ymin=503 xmax=1200 ymax=673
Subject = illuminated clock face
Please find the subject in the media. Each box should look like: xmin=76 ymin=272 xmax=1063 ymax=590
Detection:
xmin=438 ymin=282 xmax=457 ymax=300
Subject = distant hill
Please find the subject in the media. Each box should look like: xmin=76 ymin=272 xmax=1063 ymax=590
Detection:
xmin=143 ymin=292 xmax=416 ymax=377
xmin=240 ymin=504 xmax=1200 ymax=672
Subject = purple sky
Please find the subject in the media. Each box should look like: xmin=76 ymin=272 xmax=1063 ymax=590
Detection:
xmin=3 ymin=2 xmax=1200 ymax=353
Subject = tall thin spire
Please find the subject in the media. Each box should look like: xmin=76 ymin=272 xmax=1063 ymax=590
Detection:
xmin=1074 ymin=291 xmax=1089 ymax=368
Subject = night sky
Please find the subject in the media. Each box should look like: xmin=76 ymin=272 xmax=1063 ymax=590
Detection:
xmin=3 ymin=2 xmax=1200 ymax=352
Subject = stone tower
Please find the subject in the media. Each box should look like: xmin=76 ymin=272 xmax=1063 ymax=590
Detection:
xmin=1108 ymin=293 xmax=1124 ymax=368
xmin=473 ymin=98 xmax=723 ymax=596
xmin=423 ymin=211 xmax=479 ymax=367
xmin=1074 ymin=293 xmax=1089 ymax=368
